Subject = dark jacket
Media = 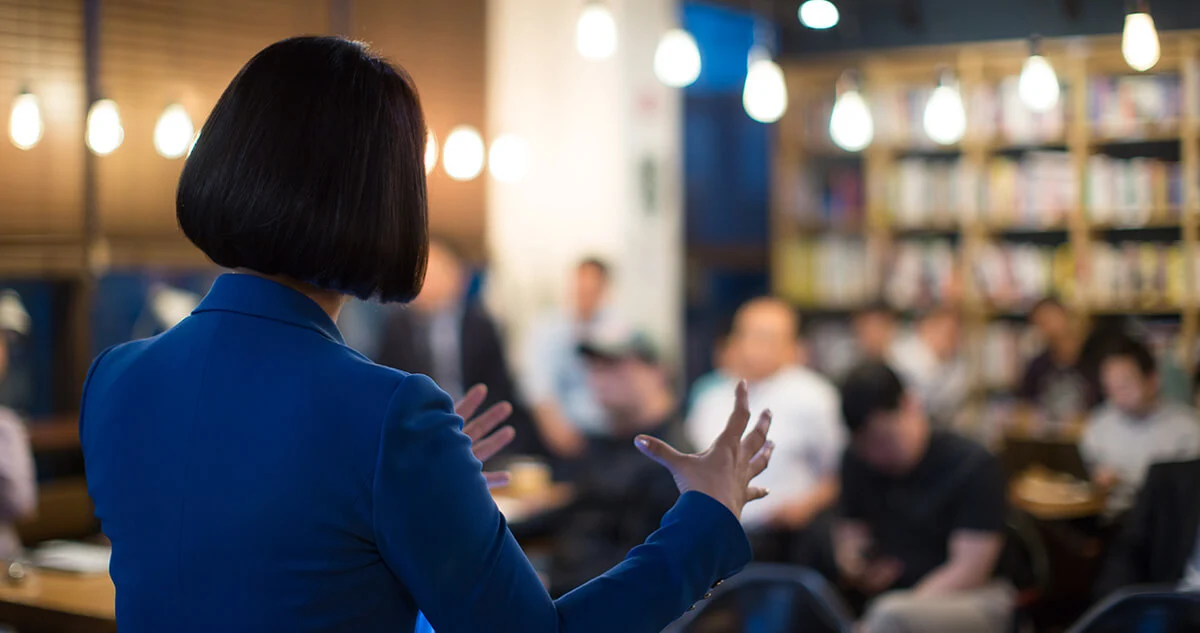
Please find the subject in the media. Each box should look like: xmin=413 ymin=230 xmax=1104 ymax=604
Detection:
xmin=1096 ymin=458 xmax=1200 ymax=598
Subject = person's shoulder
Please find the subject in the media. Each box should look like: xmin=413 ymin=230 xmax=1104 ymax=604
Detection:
xmin=930 ymin=430 xmax=996 ymax=471
xmin=1157 ymin=402 xmax=1200 ymax=428
xmin=776 ymin=366 xmax=838 ymax=398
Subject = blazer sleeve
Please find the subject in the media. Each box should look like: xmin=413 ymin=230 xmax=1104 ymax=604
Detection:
xmin=373 ymin=373 xmax=751 ymax=633
xmin=1095 ymin=461 xmax=1162 ymax=599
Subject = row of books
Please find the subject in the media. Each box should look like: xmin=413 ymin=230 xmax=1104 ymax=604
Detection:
xmin=1085 ymin=156 xmax=1183 ymax=226
xmin=780 ymin=164 xmax=864 ymax=228
xmin=1089 ymin=73 xmax=1183 ymax=138
xmin=1084 ymin=241 xmax=1188 ymax=310
xmin=775 ymin=238 xmax=881 ymax=307
xmin=970 ymin=243 xmax=1070 ymax=310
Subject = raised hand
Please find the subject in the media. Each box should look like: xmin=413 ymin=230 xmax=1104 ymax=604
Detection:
xmin=456 ymin=384 xmax=517 ymax=488
xmin=634 ymin=381 xmax=773 ymax=519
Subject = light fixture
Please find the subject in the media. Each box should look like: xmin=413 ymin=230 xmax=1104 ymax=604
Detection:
xmin=798 ymin=0 xmax=839 ymax=30
xmin=1018 ymin=37 xmax=1060 ymax=113
xmin=153 ymin=103 xmax=194 ymax=159
xmin=8 ymin=90 xmax=43 ymax=150
xmin=743 ymin=46 xmax=788 ymax=124
xmin=829 ymin=71 xmax=873 ymax=152
xmin=488 ymin=134 xmax=531 ymax=183
xmin=654 ymin=28 xmax=702 ymax=88
xmin=442 ymin=126 xmax=485 ymax=181
xmin=1122 ymin=1 xmax=1160 ymax=72
xmin=425 ymin=130 xmax=439 ymax=175
xmin=922 ymin=69 xmax=966 ymax=145
xmin=576 ymin=2 xmax=617 ymax=60
xmin=86 ymin=98 xmax=124 ymax=156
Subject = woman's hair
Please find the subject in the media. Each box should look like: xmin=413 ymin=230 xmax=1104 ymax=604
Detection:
xmin=178 ymin=36 xmax=428 ymax=302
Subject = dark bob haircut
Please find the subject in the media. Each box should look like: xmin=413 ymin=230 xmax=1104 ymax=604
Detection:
xmin=1099 ymin=335 xmax=1157 ymax=378
xmin=839 ymin=361 xmax=906 ymax=435
xmin=178 ymin=36 xmax=428 ymax=302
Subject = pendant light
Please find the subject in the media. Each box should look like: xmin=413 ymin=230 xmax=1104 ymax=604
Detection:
xmin=86 ymin=98 xmax=124 ymax=156
xmin=576 ymin=1 xmax=617 ymax=60
xmin=425 ymin=130 xmax=439 ymax=175
xmin=488 ymin=134 xmax=531 ymax=183
xmin=1122 ymin=0 xmax=1160 ymax=72
xmin=654 ymin=28 xmax=702 ymax=88
xmin=743 ymin=46 xmax=788 ymax=124
xmin=443 ymin=126 xmax=485 ymax=181
xmin=923 ymin=69 xmax=966 ymax=146
xmin=8 ymin=90 xmax=43 ymax=150
xmin=829 ymin=71 xmax=873 ymax=152
xmin=153 ymin=103 xmax=195 ymax=159
xmin=798 ymin=0 xmax=839 ymax=30
xmin=1018 ymin=36 xmax=1060 ymax=113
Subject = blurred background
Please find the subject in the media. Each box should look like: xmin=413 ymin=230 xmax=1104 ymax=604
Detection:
xmin=4 ymin=0 xmax=1200 ymax=631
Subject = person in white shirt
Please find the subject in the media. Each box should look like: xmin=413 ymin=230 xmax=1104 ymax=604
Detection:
xmin=1081 ymin=337 xmax=1200 ymax=518
xmin=520 ymin=258 xmax=622 ymax=458
xmin=889 ymin=308 xmax=969 ymax=429
xmin=687 ymin=297 xmax=843 ymax=564
xmin=0 ymin=292 xmax=37 ymax=561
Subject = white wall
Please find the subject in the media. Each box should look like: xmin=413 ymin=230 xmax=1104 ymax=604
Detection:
xmin=486 ymin=0 xmax=684 ymax=364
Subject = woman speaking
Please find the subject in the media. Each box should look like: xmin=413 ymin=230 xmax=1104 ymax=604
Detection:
xmin=80 ymin=37 xmax=773 ymax=633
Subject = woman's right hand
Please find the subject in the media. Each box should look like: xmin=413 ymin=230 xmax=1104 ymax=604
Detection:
xmin=634 ymin=381 xmax=773 ymax=519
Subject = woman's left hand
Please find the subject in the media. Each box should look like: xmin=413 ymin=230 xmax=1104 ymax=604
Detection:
xmin=456 ymin=384 xmax=516 ymax=488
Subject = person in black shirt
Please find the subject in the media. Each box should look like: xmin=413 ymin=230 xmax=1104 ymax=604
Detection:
xmin=836 ymin=361 xmax=1012 ymax=633
xmin=1017 ymin=298 xmax=1097 ymax=424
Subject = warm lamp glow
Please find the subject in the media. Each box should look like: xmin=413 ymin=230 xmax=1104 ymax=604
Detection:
xmin=923 ymin=73 xmax=966 ymax=145
xmin=576 ymin=2 xmax=617 ymax=60
xmin=8 ymin=92 xmax=43 ymax=150
xmin=1122 ymin=11 xmax=1160 ymax=72
xmin=443 ymin=126 xmax=485 ymax=181
xmin=488 ymin=134 xmax=531 ymax=183
xmin=829 ymin=74 xmax=873 ymax=152
xmin=742 ymin=47 xmax=788 ymax=124
xmin=86 ymin=99 xmax=124 ymax=156
xmin=1018 ymin=54 xmax=1060 ymax=113
xmin=654 ymin=28 xmax=701 ymax=88
xmin=798 ymin=0 xmax=839 ymax=30
xmin=425 ymin=130 xmax=439 ymax=175
xmin=153 ymin=103 xmax=195 ymax=159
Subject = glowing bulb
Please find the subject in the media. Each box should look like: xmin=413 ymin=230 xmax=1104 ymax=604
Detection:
xmin=8 ymin=92 xmax=43 ymax=150
xmin=830 ymin=80 xmax=873 ymax=152
xmin=1018 ymin=54 xmax=1060 ymax=112
xmin=576 ymin=2 xmax=617 ymax=60
xmin=488 ymin=134 xmax=531 ymax=183
xmin=654 ymin=28 xmax=701 ymax=88
xmin=442 ymin=126 xmax=485 ymax=181
xmin=742 ymin=47 xmax=788 ymax=124
xmin=425 ymin=130 xmax=439 ymax=175
xmin=86 ymin=99 xmax=124 ymax=156
xmin=798 ymin=0 xmax=839 ymax=30
xmin=923 ymin=77 xmax=966 ymax=145
xmin=153 ymin=103 xmax=194 ymax=159
xmin=1122 ymin=11 xmax=1160 ymax=72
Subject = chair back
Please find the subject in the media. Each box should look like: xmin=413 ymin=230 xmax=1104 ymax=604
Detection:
xmin=664 ymin=563 xmax=853 ymax=633
xmin=1067 ymin=587 xmax=1200 ymax=633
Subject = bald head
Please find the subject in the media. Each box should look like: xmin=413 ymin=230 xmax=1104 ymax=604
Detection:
xmin=732 ymin=297 xmax=799 ymax=382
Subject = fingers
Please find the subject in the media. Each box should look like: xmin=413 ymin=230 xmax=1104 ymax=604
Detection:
xmin=716 ymin=381 xmax=751 ymax=446
xmin=462 ymin=401 xmax=513 ymax=442
xmin=472 ymin=426 xmax=516 ymax=463
xmin=455 ymin=384 xmax=488 ymax=421
xmin=746 ymin=486 xmax=770 ymax=502
xmin=634 ymin=435 xmax=686 ymax=469
xmin=484 ymin=471 xmax=511 ymax=489
xmin=747 ymin=441 xmax=774 ymax=480
xmin=740 ymin=410 xmax=772 ymax=461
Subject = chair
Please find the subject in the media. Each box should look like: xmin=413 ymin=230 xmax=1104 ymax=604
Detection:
xmin=1067 ymin=587 xmax=1200 ymax=633
xmin=663 ymin=563 xmax=854 ymax=633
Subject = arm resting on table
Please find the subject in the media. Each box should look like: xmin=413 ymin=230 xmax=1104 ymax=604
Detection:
xmin=374 ymin=374 xmax=752 ymax=633
xmin=913 ymin=530 xmax=1004 ymax=597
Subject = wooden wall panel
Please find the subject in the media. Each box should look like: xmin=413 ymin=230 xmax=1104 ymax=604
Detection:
xmin=0 ymin=0 xmax=85 ymax=239
xmin=354 ymin=0 xmax=488 ymax=259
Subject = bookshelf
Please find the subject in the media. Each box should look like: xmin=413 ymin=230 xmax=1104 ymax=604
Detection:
xmin=774 ymin=33 xmax=1200 ymax=432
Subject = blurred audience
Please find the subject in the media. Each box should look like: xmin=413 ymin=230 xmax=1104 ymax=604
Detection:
xmin=853 ymin=302 xmax=898 ymax=364
xmin=550 ymin=329 xmax=681 ymax=594
xmin=686 ymin=297 xmax=843 ymax=565
xmin=1096 ymin=457 xmax=1200 ymax=598
xmin=1081 ymin=337 xmax=1200 ymax=518
xmin=686 ymin=322 xmax=738 ymax=414
xmin=377 ymin=239 xmax=545 ymax=458
xmin=890 ymin=308 xmax=968 ymax=429
xmin=520 ymin=258 xmax=622 ymax=458
xmin=0 ymin=293 xmax=37 ymax=561
xmin=836 ymin=362 xmax=1010 ymax=633
xmin=1018 ymin=298 xmax=1097 ymax=424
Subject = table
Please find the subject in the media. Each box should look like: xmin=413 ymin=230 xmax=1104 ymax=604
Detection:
xmin=1010 ymin=488 xmax=1107 ymax=521
xmin=0 ymin=569 xmax=115 ymax=633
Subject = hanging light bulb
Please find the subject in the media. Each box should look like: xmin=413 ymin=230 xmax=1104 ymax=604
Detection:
xmin=923 ymin=69 xmax=966 ymax=145
xmin=425 ymin=130 xmax=439 ymax=175
xmin=829 ymin=71 xmax=873 ymax=152
xmin=488 ymin=134 xmax=531 ymax=183
xmin=1018 ymin=37 xmax=1060 ymax=113
xmin=654 ymin=28 xmax=702 ymax=88
xmin=798 ymin=0 xmax=839 ymax=30
xmin=86 ymin=98 xmax=124 ymax=156
xmin=442 ymin=125 xmax=485 ymax=181
xmin=1122 ymin=2 xmax=1160 ymax=72
xmin=576 ymin=2 xmax=617 ymax=60
xmin=153 ymin=103 xmax=194 ymax=159
xmin=8 ymin=91 xmax=43 ymax=150
xmin=743 ymin=46 xmax=788 ymax=124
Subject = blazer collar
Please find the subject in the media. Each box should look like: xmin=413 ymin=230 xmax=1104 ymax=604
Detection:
xmin=192 ymin=273 xmax=345 ymax=345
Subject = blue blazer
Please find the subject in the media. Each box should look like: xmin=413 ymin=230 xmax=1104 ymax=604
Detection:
xmin=81 ymin=273 xmax=751 ymax=633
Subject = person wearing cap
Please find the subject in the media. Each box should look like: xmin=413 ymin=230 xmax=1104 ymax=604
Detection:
xmin=551 ymin=329 xmax=685 ymax=594
xmin=0 ymin=291 xmax=37 ymax=561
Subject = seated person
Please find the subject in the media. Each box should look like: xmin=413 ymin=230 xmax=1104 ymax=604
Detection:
xmin=1018 ymin=297 xmax=1096 ymax=424
xmin=1096 ymin=458 xmax=1200 ymax=598
xmin=835 ymin=362 xmax=1011 ymax=633
xmin=889 ymin=307 xmax=968 ymax=429
xmin=0 ymin=294 xmax=36 ymax=561
xmin=854 ymin=302 xmax=897 ymax=364
xmin=550 ymin=330 xmax=682 ymax=594
xmin=687 ymin=297 xmax=843 ymax=565
xmin=1081 ymin=337 xmax=1200 ymax=518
